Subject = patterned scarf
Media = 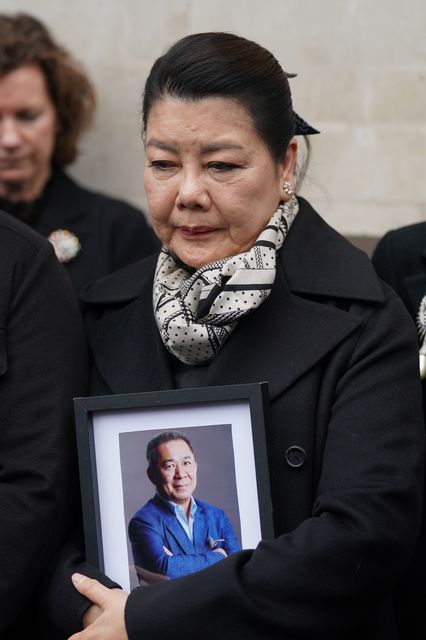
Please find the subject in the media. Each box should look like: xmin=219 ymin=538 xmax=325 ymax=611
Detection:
xmin=153 ymin=197 xmax=299 ymax=365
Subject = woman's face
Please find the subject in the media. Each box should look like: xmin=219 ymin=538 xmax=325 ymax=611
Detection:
xmin=0 ymin=64 xmax=57 ymax=201
xmin=144 ymin=97 xmax=297 ymax=269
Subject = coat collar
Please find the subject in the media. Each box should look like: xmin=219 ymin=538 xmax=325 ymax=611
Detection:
xmin=81 ymin=198 xmax=384 ymax=399
xmin=41 ymin=167 xmax=89 ymax=228
xmin=281 ymin=197 xmax=383 ymax=301
xmin=401 ymin=274 xmax=426 ymax=319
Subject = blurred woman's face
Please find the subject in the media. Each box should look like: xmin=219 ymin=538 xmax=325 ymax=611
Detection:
xmin=0 ymin=64 xmax=57 ymax=201
xmin=144 ymin=97 xmax=297 ymax=269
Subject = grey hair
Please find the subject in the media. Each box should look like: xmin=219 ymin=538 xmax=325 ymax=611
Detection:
xmin=146 ymin=431 xmax=194 ymax=469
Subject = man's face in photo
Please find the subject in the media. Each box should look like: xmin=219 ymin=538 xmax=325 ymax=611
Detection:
xmin=150 ymin=439 xmax=198 ymax=505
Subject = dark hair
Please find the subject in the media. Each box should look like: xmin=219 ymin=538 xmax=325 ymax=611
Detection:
xmin=146 ymin=431 xmax=194 ymax=469
xmin=142 ymin=32 xmax=295 ymax=163
xmin=0 ymin=12 xmax=96 ymax=167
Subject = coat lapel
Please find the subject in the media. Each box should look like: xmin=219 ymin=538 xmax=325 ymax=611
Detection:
xmin=202 ymin=264 xmax=363 ymax=399
xmin=87 ymin=292 xmax=174 ymax=394
xmin=163 ymin=516 xmax=195 ymax=555
xmin=192 ymin=507 xmax=209 ymax=553
xmin=152 ymin=495 xmax=195 ymax=554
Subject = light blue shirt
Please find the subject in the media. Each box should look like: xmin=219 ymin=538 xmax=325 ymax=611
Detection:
xmin=173 ymin=498 xmax=198 ymax=541
xmin=157 ymin=494 xmax=198 ymax=541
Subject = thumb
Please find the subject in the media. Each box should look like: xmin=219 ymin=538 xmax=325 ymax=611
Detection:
xmin=71 ymin=573 xmax=108 ymax=607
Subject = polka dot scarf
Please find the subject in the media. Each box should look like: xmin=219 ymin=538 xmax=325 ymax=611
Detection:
xmin=153 ymin=197 xmax=299 ymax=365
xmin=417 ymin=296 xmax=426 ymax=378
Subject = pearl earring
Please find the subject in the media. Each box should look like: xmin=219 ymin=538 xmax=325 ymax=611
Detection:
xmin=283 ymin=181 xmax=294 ymax=196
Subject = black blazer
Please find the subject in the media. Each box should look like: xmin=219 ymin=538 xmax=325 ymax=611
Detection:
xmin=26 ymin=168 xmax=160 ymax=294
xmin=52 ymin=198 xmax=425 ymax=639
xmin=0 ymin=211 xmax=89 ymax=638
xmin=372 ymin=224 xmax=426 ymax=640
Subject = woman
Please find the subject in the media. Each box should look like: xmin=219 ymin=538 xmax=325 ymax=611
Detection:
xmin=52 ymin=33 xmax=423 ymax=639
xmin=0 ymin=12 xmax=159 ymax=294
xmin=372 ymin=225 xmax=426 ymax=640
xmin=0 ymin=210 xmax=88 ymax=638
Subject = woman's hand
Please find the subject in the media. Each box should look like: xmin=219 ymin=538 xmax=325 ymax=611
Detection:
xmin=82 ymin=604 xmax=103 ymax=628
xmin=68 ymin=573 xmax=129 ymax=640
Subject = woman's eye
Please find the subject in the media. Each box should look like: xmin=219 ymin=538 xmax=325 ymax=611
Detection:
xmin=148 ymin=160 xmax=175 ymax=170
xmin=18 ymin=110 xmax=41 ymax=122
xmin=208 ymin=162 xmax=239 ymax=172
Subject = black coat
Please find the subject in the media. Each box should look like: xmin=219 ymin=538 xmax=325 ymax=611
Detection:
xmin=51 ymin=198 xmax=425 ymax=639
xmin=12 ymin=168 xmax=160 ymax=295
xmin=372 ymin=224 xmax=426 ymax=640
xmin=372 ymin=222 xmax=426 ymax=320
xmin=0 ymin=211 xmax=89 ymax=638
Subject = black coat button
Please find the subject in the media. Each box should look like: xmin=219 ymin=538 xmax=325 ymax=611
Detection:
xmin=285 ymin=445 xmax=307 ymax=468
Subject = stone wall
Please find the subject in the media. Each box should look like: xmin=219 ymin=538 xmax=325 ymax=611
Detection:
xmin=1 ymin=0 xmax=425 ymax=246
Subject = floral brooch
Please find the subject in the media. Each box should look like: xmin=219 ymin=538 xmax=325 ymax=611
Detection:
xmin=48 ymin=229 xmax=81 ymax=263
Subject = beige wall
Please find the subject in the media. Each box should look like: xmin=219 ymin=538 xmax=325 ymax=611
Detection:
xmin=1 ymin=0 xmax=425 ymax=240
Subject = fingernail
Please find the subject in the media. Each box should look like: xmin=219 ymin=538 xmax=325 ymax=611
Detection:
xmin=72 ymin=573 xmax=85 ymax=585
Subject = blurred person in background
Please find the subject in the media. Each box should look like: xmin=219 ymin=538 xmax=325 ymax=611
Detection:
xmin=372 ymin=226 xmax=426 ymax=640
xmin=0 ymin=12 xmax=159 ymax=295
xmin=0 ymin=209 xmax=88 ymax=638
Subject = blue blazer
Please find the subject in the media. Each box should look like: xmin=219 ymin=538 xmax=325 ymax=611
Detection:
xmin=128 ymin=494 xmax=241 ymax=578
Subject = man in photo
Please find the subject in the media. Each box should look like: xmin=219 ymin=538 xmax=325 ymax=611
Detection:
xmin=128 ymin=431 xmax=241 ymax=580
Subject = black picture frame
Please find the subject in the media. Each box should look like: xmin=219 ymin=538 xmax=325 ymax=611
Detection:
xmin=74 ymin=382 xmax=273 ymax=591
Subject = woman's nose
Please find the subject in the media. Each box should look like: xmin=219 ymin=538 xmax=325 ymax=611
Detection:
xmin=0 ymin=119 xmax=22 ymax=149
xmin=175 ymin=170 xmax=211 ymax=210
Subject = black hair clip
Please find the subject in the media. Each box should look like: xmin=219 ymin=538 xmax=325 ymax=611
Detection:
xmin=285 ymin=72 xmax=320 ymax=135
xmin=293 ymin=111 xmax=320 ymax=135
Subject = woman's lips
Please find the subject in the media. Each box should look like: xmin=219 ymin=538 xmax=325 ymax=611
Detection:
xmin=179 ymin=226 xmax=216 ymax=238
xmin=0 ymin=154 xmax=28 ymax=166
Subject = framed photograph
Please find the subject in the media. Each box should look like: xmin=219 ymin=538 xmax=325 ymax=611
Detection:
xmin=74 ymin=382 xmax=273 ymax=591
